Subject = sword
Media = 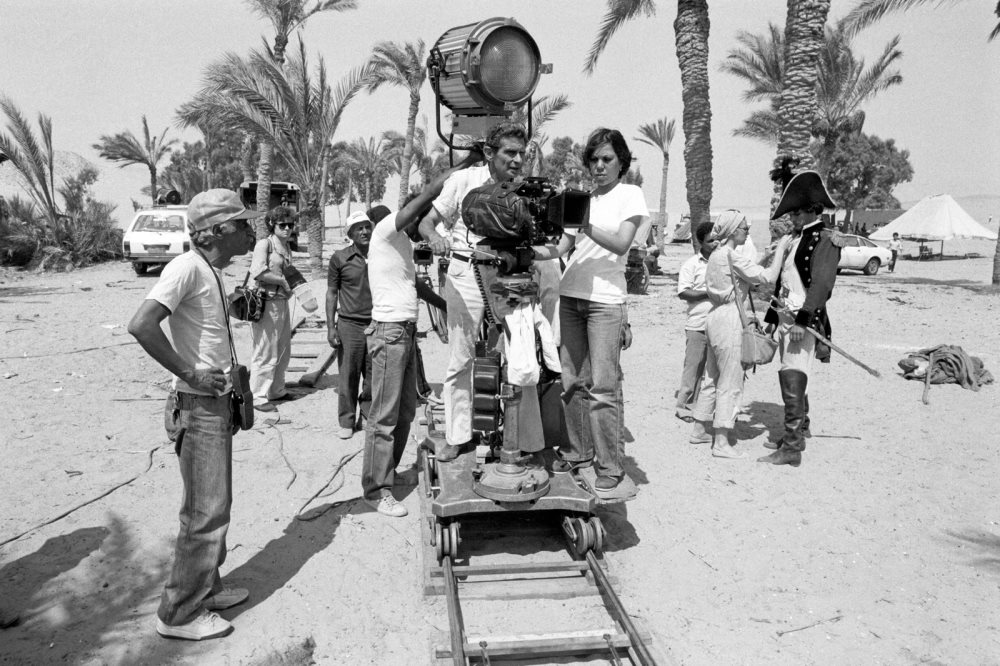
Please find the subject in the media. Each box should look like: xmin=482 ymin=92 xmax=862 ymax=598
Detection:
xmin=768 ymin=298 xmax=881 ymax=378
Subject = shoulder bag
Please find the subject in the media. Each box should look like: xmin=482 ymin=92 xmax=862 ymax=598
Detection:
xmin=195 ymin=250 xmax=254 ymax=432
xmin=728 ymin=252 xmax=779 ymax=367
xmin=230 ymin=271 xmax=265 ymax=322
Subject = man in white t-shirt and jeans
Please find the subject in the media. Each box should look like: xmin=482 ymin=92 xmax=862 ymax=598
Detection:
xmin=675 ymin=221 xmax=716 ymax=421
xmin=128 ymin=189 xmax=262 ymax=641
xmin=418 ymin=122 xmax=527 ymax=462
xmin=362 ymin=154 xmax=481 ymax=517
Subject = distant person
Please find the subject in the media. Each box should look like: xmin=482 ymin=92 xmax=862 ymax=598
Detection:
xmin=674 ymin=221 xmax=716 ymax=422
xmin=128 ymin=189 xmax=261 ymax=640
xmin=327 ymin=210 xmax=374 ymax=438
xmin=859 ymin=222 xmax=869 ymax=238
xmin=760 ymin=167 xmax=843 ymax=467
xmin=248 ymin=205 xmax=297 ymax=411
xmin=888 ymin=233 xmax=902 ymax=272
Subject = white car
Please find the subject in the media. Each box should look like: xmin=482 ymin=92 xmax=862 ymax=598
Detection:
xmin=838 ymin=233 xmax=892 ymax=275
xmin=122 ymin=205 xmax=190 ymax=275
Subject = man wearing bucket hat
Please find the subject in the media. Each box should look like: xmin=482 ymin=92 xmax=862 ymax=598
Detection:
xmin=758 ymin=165 xmax=844 ymax=467
xmin=128 ymin=189 xmax=262 ymax=639
xmin=326 ymin=210 xmax=375 ymax=438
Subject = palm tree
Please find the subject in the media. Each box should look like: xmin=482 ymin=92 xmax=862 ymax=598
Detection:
xmin=0 ymin=95 xmax=61 ymax=226
xmin=841 ymin=0 xmax=1000 ymax=41
xmin=179 ymin=42 xmax=374 ymax=276
xmin=344 ymin=135 xmax=398 ymax=209
xmin=634 ymin=117 xmax=676 ymax=252
xmin=840 ymin=0 xmax=1000 ymax=283
xmin=722 ymin=21 xmax=903 ymax=173
xmin=511 ymin=93 xmax=572 ymax=176
xmin=586 ymin=0 xmax=714 ymax=231
xmin=365 ymin=40 xmax=427 ymax=208
xmin=245 ymin=0 xmax=358 ymax=218
xmin=773 ymin=0 xmax=832 ymax=172
xmin=93 ymin=116 xmax=176 ymax=205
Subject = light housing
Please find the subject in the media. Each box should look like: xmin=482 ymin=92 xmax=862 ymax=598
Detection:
xmin=428 ymin=17 xmax=541 ymax=116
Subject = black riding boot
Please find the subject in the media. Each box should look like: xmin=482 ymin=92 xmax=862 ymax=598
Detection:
xmin=801 ymin=393 xmax=812 ymax=441
xmin=759 ymin=370 xmax=807 ymax=466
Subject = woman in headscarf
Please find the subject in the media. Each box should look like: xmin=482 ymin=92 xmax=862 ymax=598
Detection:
xmin=689 ymin=210 xmax=791 ymax=458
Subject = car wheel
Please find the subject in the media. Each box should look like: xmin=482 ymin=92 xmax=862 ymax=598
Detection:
xmin=132 ymin=262 xmax=146 ymax=275
xmin=863 ymin=258 xmax=880 ymax=275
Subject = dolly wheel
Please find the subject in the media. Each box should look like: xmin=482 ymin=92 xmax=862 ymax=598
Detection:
xmin=448 ymin=522 xmax=461 ymax=560
xmin=589 ymin=516 xmax=605 ymax=554
xmin=574 ymin=517 xmax=592 ymax=555
xmin=434 ymin=522 xmax=444 ymax=562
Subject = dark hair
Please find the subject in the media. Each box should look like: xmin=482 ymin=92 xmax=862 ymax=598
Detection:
xmin=485 ymin=122 xmax=527 ymax=150
xmin=265 ymin=205 xmax=295 ymax=233
xmin=583 ymin=128 xmax=632 ymax=178
xmin=366 ymin=205 xmax=391 ymax=224
xmin=695 ymin=221 xmax=715 ymax=244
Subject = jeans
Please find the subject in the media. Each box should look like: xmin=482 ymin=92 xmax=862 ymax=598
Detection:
xmin=675 ymin=329 xmax=708 ymax=415
xmin=559 ymin=296 xmax=627 ymax=478
xmin=250 ymin=296 xmax=291 ymax=401
xmin=362 ymin=321 xmax=418 ymax=500
xmin=337 ymin=317 xmax=372 ymax=428
xmin=157 ymin=392 xmax=233 ymax=626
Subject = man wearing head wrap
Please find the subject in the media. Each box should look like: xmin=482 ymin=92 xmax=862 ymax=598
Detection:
xmin=758 ymin=167 xmax=844 ymax=467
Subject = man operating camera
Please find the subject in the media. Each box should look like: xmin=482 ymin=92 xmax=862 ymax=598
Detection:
xmin=418 ymin=122 xmax=528 ymax=462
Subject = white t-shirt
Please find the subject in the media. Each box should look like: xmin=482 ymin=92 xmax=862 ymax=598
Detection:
xmin=560 ymin=183 xmax=649 ymax=304
xmin=677 ymin=253 xmax=712 ymax=331
xmin=368 ymin=212 xmax=418 ymax=322
xmin=431 ymin=164 xmax=491 ymax=254
xmin=146 ymin=251 xmax=233 ymax=395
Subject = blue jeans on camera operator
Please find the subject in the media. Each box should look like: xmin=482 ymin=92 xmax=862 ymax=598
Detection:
xmin=157 ymin=391 xmax=233 ymax=626
xmin=362 ymin=320 xmax=418 ymax=501
xmin=558 ymin=296 xmax=627 ymax=479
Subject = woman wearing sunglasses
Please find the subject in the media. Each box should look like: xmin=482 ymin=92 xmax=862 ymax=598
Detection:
xmin=248 ymin=205 xmax=298 ymax=410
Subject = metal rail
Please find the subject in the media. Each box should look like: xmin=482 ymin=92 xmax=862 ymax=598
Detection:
xmin=437 ymin=546 xmax=658 ymax=665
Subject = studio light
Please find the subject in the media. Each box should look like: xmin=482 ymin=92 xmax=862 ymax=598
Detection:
xmin=428 ymin=17 xmax=549 ymax=151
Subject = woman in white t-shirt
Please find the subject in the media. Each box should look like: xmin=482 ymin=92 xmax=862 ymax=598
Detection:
xmin=534 ymin=128 xmax=649 ymax=491
xmin=248 ymin=206 xmax=296 ymax=409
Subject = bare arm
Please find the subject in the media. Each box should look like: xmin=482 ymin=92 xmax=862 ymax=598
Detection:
xmin=418 ymin=207 xmax=451 ymax=255
xmin=401 ymin=149 xmax=484 ymax=234
xmin=533 ymin=232 xmax=575 ymax=260
xmin=127 ymin=300 xmax=224 ymax=394
xmin=583 ymin=215 xmax=643 ymax=256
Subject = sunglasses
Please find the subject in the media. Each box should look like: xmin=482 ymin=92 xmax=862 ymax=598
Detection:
xmin=276 ymin=222 xmax=295 ymax=229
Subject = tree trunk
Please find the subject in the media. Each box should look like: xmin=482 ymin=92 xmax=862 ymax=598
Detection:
xmin=397 ymin=92 xmax=421 ymax=209
xmin=992 ymin=231 xmax=1000 ymax=285
xmin=254 ymin=141 xmax=274 ymax=239
xmin=674 ymin=0 xmax=713 ymax=255
xmin=656 ymin=153 xmax=669 ymax=253
xmin=771 ymin=0 xmax=831 ymax=238
xmin=240 ymin=135 xmax=255 ymax=181
xmin=149 ymin=167 xmax=158 ymax=204
xmin=303 ymin=188 xmax=324 ymax=280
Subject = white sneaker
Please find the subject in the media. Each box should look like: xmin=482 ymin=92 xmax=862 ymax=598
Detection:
xmin=366 ymin=494 xmax=408 ymax=517
xmin=156 ymin=609 xmax=233 ymax=641
xmin=338 ymin=426 xmax=354 ymax=439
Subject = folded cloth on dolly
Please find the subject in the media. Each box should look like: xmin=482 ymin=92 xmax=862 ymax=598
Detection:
xmin=898 ymin=344 xmax=994 ymax=403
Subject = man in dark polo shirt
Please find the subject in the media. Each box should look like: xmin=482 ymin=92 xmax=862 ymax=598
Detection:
xmin=327 ymin=210 xmax=378 ymax=439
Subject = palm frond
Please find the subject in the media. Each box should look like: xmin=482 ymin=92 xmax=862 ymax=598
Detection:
xmin=584 ymin=0 xmax=656 ymax=74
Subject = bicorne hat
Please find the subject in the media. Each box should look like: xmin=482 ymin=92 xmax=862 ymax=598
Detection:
xmin=770 ymin=170 xmax=837 ymax=220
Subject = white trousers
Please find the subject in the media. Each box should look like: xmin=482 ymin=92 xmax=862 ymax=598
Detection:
xmin=250 ymin=297 xmax=291 ymax=401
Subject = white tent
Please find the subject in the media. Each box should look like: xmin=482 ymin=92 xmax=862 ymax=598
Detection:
xmin=870 ymin=194 xmax=997 ymax=242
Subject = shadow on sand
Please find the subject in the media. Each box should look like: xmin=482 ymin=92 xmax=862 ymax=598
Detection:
xmin=944 ymin=528 xmax=1000 ymax=573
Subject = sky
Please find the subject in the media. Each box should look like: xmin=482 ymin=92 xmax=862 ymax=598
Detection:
xmin=2 ymin=0 xmax=998 ymax=228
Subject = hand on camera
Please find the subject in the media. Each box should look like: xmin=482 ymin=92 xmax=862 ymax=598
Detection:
xmin=427 ymin=233 xmax=451 ymax=256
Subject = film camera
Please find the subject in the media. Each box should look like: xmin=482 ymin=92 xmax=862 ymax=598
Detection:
xmin=461 ymin=177 xmax=589 ymax=275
